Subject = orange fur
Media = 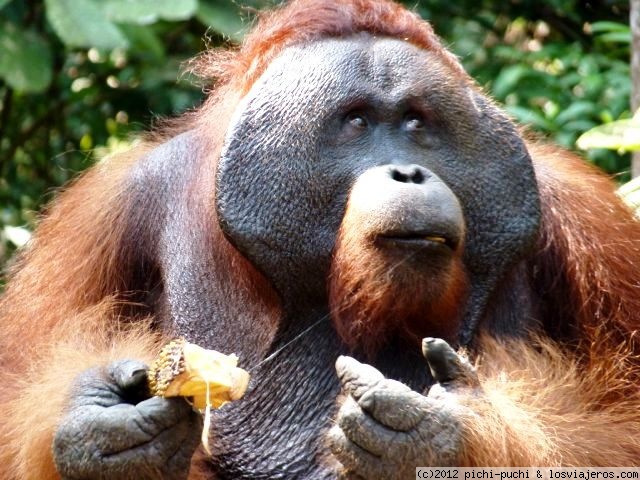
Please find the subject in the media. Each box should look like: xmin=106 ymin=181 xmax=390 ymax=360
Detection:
xmin=329 ymin=207 xmax=468 ymax=355
xmin=0 ymin=140 xmax=279 ymax=478
xmin=0 ymin=301 xmax=164 ymax=479
xmin=530 ymin=143 xmax=640 ymax=349
xmin=2 ymin=0 xmax=640 ymax=475
xmin=459 ymin=334 xmax=640 ymax=465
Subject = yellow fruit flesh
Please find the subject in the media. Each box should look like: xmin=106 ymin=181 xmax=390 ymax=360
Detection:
xmin=148 ymin=339 xmax=251 ymax=455
xmin=149 ymin=339 xmax=250 ymax=409
xmin=164 ymin=343 xmax=250 ymax=408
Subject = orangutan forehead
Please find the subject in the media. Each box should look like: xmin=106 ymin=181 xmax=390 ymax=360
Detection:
xmin=244 ymin=36 xmax=457 ymax=105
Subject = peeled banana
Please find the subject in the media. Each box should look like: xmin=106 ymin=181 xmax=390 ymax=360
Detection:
xmin=148 ymin=338 xmax=250 ymax=409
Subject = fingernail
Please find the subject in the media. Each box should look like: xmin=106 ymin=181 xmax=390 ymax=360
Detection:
xmin=130 ymin=368 xmax=146 ymax=381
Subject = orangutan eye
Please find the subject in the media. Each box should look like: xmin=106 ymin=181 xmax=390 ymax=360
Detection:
xmin=345 ymin=113 xmax=368 ymax=129
xmin=405 ymin=113 xmax=425 ymax=131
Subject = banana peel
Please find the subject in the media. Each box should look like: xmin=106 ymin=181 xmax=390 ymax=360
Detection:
xmin=148 ymin=338 xmax=250 ymax=409
xmin=148 ymin=338 xmax=250 ymax=453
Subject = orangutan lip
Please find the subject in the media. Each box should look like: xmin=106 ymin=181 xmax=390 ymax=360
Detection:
xmin=376 ymin=232 xmax=456 ymax=250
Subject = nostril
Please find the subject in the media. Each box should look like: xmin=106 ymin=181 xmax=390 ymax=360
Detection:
xmin=390 ymin=165 xmax=428 ymax=184
xmin=411 ymin=168 xmax=425 ymax=184
xmin=391 ymin=169 xmax=409 ymax=183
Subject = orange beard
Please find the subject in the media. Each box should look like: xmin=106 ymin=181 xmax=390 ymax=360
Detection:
xmin=328 ymin=224 xmax=468 ymax=357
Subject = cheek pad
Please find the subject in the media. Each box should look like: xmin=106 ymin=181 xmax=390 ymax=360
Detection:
xmin=435 ymin=93 xmax=541 ymax=343
xmin=215 ymin=51 xmax=358 ymax=291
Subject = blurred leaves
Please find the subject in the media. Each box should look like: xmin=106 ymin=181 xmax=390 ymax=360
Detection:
xmin=0 ymin=0 xmax=262 ymax=265
xmin=421 ymin=3 xmax=632 ymax=178
xmin=618 ymin=175 xmax=640 ymax=215
xmin=0 ymin=23 xmax=52 ymax=92
xmin=196 ymin=3 xmax=246 ymax=40
xmin=45 ymin=0 xmax=129 ymax=49
xmin=577 ymin=109 xmax=640 ymax=153
xmin=100 ymin=0 xmax=198 ymax=24
xmin=2 ymin=225 xmax=30 ymax=248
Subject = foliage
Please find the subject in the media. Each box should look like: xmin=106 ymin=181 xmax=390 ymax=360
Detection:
xmin=0 ymin=0 xmax=266 ymax=266
xmin=577 ymin=110 xmax=640 ymax=153
xmin=416 ymin=1 xmax=631 ymax=176
xmin=618 ymin=174 xmax=640 ymax=213
xmin=0 ymin=0 xmax=633 ymax=268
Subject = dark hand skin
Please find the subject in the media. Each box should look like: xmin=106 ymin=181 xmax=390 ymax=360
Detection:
xmin=53 ymin=360 xmax=202 ymax=480
xmin=329 ymin=339 xmax=482 ymax=478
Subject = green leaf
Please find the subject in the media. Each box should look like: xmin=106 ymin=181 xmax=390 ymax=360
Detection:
xmin=597 ymin=31 xmax=631 ymax=44
xmin=618 ymin=177 xmax=640 ymax=213
xmin=45 ymin=0 xmax=127 ymax=50
xmin=196 ymin=2 xmax=245 ymax=40
xmin=621 ymin=190 xmax=640 ymax=212
xmin=506 ymin=105 xmax=554 ymax=131
xmin=491 ymin=64 xmax=528 ymax=99
xmin=576 ymin=119 xmax=640 ymax=152
xmin=589 ymin=21 xmax=630 ymax=33
xmin=119 ymin=24 xmax=165 ymax=61
xmin=3 ymin=225 xmax=31 ymax=248
xmin=554 ymin=101 xmax=596 ymax=125
xmin=618 ymin=176 xmax=640 ymax=198
xmin=561 ymin=119 xmax=597 ymax=133
xmin=0 ymin=0 xmax=13 ymax=10
xmin=99 ymin=0 xmax=198 ymax=25
xmin=0 ymin=23 xmax=52 ymax=92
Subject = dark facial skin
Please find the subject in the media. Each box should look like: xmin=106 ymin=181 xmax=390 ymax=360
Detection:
xmin=217 ymin=35 xmax=539 ymax=333
xmin=204 ymin=35 xmax=540 ymax=477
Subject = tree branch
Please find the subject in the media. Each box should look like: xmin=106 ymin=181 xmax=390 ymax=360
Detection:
xmin=0 ymin=84 xmax=14 ymax=145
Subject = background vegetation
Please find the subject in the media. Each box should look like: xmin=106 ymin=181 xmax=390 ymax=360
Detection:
xmin=0 ymin=0 xmax=633 ymax=267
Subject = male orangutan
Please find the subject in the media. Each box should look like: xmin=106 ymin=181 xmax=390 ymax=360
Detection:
xmin=1 ymin=0 xmax=640 ymax=478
